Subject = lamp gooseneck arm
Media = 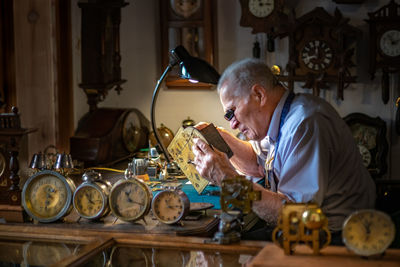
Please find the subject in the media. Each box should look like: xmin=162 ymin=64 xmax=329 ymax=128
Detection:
xmin=151 ymin=64 xmax=173 ymax=163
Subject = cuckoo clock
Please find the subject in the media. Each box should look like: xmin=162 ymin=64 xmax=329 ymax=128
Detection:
xmin=366 ymin=0 xmax=400 ymax=104
xmin=284 ymin=7 xmax=359 ymax=99
xmin=239 ymin=0 xmax=288 ymax=52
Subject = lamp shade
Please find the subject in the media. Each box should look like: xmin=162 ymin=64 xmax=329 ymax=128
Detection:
xmin=170 ymin=45 xmax=220 ymax=84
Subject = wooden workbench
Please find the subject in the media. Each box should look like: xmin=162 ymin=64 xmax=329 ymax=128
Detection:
xmin=248 ymin=243 xmax=400 ymax=267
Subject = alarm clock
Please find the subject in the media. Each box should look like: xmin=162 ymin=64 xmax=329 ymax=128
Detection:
xmin=22 ymin=170 xmax=76 ymax=223
xmin=109 ymin=175 xmax=152 ymax=222
xmin=151 ymin=189 xmax=190 ymax=224
xmin=73 ymin=170 xmax=111 ymax=220
xmin=342 ymin=209 xmax=395 ymax=257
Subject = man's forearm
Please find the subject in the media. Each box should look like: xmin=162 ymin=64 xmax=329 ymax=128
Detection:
xmin=251 ymin=183 xmax=289 ymax=225
xmin=218 ymin=128 xmax=262 ymax=177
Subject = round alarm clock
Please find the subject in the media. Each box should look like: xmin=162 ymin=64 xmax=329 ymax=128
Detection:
xmin=73 ymin=170 xmax=111 ymax=220
xmin=151 ymin=189 xmax=190 ymax=224
xmin=342 ymin=209 xmax=396 ymax=257
xmin=22 ymin=170 xmax=76 ymax=223
xmin=109 ymin=176 xmax=152 ymax=222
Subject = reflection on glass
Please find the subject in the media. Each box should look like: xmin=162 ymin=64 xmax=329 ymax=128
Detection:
xmin=108 ymin=246 xmax=251 ymax=267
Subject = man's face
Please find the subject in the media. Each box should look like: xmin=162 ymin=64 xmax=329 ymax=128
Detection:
xmin=219 ymin=83 xmax=268 ymax=141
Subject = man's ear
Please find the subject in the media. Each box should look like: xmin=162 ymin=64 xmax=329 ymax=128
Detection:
xmin=250 ymin=84 xmax=268 ymax=105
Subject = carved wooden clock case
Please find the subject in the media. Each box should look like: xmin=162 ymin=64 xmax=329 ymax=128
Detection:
xmin=0 ymin=107 xmax=36 ymax=222
xmin=239 ymin=0 xmax=288 ymax=36
xmin=366 ymin=0 xmax=400 ymax=104
xmin=283 ymin=7 xmax=359 ymax=100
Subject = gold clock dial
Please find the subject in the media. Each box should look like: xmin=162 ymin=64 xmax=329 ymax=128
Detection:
xmin=152 ymin=190 xmax=190 ymax=224
xmin=300 ymin=39 xmax=333 ymax=72
xmin=73 ymin=183 xmax=109 ymax=220
xmin=248 ymin=0 xmax=274 ymax=18
xmin=167 ymin=126 xmax=209 ymax=193
xmin=342 ymin=209 xmax=395 ymax=257
xmin=22 ymin=170 xmax=75 ymax=223
xmin=109 ymin=179 xmax=152 ymax=222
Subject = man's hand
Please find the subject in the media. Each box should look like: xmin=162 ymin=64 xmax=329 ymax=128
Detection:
xmin=192 ymin=138 xmax=238 ymax=186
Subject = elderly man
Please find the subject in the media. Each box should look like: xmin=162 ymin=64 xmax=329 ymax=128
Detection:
xmin=192 ymin=58 xmax=376 ymax=242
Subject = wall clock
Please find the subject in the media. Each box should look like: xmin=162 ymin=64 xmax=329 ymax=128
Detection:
xmin=78 ymin=0 xmax=128 ymax=111
xmin=284 ymin=7 xmax=359 ymax=99
xmin=239 ymin=0 xmax=288 ymax=51
xmin=239 ymin=0 xmax=287 ymax=34
xmin=343 ymin=112 xmax=388 ymax=179
xmin=160 ymin=0 xmax=218 ymax=89
xmin=366 ymin=0 xmax=400 ymax=104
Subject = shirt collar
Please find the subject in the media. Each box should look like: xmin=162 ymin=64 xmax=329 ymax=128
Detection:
xmin=266 ymin=90 xmax=290 ymax=143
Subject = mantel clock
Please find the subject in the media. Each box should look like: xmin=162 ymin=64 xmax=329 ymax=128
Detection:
xmin=284 ymin=7 xmax=359 ymax=100
xmin=366 ymin=0 xmax=400 ymax=104
xmin=0 ymin=107 xmax=36 ymax=222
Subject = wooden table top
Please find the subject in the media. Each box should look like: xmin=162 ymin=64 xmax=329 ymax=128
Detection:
xmin=248 ymin=243 xmax=400 ymax=267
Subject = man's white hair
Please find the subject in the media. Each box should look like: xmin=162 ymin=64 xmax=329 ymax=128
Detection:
xmin=217 ymin=58 xmax=277 ymax=98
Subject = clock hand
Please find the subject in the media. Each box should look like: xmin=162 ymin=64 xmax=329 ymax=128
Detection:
xmin=126 ymin=196 xmax=144 ymax=206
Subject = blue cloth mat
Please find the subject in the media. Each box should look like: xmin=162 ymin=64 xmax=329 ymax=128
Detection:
xmin=182 ymin=182 xmax=221 ymax=209
xmin=151 ymin=180 xmax=221 ymax=209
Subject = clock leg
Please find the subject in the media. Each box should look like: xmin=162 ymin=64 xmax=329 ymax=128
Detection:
xmin=382 ymin=71 xmax=389 ymax=104
xmin=396 ymin=97 xmax=400 ymax=135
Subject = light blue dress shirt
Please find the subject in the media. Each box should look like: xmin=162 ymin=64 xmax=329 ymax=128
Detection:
xmin=251 ymin=91 xmax=376 ymax=231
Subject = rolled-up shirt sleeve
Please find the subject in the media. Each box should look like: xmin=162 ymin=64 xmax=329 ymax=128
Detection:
xmin=274 ymin=114 xmax=332 ymax=204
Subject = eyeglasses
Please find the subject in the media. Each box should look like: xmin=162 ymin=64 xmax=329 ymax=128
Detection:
xmin=224 ymin=109 xmax=235 ymax=121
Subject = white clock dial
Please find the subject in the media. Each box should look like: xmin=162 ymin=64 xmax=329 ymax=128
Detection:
xmin=248 ymin=0 xmax=274 ymax=18
xmin=379 ymin=29 xmax=400 ymax=57
xmin=358 ymin=144 xmax=371 ymax=167
xmin=300 ymin=40 xmax=333 ymax=72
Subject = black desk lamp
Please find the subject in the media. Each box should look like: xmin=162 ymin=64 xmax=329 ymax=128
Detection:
xmin=151 ymin=45 xmax=220 ymax=163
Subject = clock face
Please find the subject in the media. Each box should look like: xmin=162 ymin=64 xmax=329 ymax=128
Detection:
xmin=170 ymin=0 xmax=201 ymax=18
xmin=73 ymin=183 xmax=108 ymax=219
xmin=248 ymin=0 xmax=274 ymax=18
xmin=300 ymin=39 xmax=333 ymax=72
xmin=109 ymin=179 xmax=152 ymax=222
xmin=342 ymin=209 xmax=396 ymax=257
xmin=22 ymin=170 xmax=75 ymax=222
xmin=379 ymin=29 xmax=400 ymax=57
xmin=152 ymin=190 xmax=190 ymax=224
xmin=358 ymin=144 xmax=372 ymax=167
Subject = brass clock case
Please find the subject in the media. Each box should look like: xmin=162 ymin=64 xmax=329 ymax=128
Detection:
xmin=73 ymin=180 xmax=111 ymax=220
xmin=342 ymin=209 xmax=395 ymax=257
xmin=151 ymin=189 xmax=190 ymax=224
xmin=22 ymin=170 xmax=76 ymax=223
xmin=109 ymin=178 xmax=152 ymax=222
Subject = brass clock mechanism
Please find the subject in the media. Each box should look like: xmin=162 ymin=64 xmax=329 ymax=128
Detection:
xmin=272 ymin=203 xmax=331 ymax=255
xmin=167 ymin=123 xmax=233 ymax=194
